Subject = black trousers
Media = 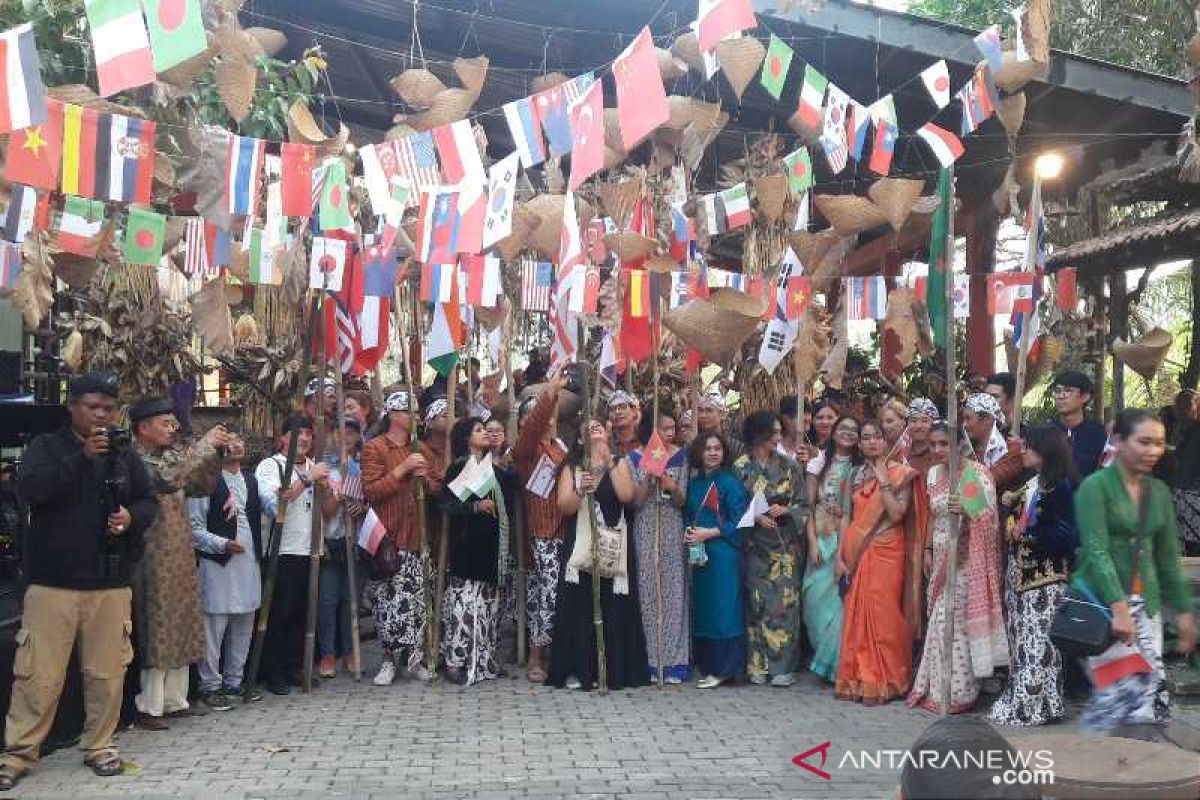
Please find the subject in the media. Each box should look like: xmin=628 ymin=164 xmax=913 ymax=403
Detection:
xmin=261 ymin=554 xmax=311 ymax=682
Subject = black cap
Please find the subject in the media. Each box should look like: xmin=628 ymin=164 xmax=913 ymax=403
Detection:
xmin=68 ymin=372 xmax=119 ymax=399
xmin=281 ymin=413 xmax=315 ymax=434
xmin=1053 ymin=369 xmax=1093 ymax=395
xmin=128 ymin=397 xmax=175 ymax=424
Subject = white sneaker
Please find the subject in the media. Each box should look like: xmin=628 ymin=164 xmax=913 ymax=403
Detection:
xmin=697 ymin=675 xmax=726 ymax=689
xmin=372 ymin=660 xmax=396 ymax=686
xmin=770 ymin=673 xmax=795 ymax=687
xmin=749 ymin=673 xmax=768 ymax=685
xmin=405 ymin=665 xmax=432 ymax=682
xmin=665 ymin=675 xmax=683 ymax=685
xmin=565 ymin=675 xmax=582 ymax=690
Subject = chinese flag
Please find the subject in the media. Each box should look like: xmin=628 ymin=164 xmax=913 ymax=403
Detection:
xmin=5 ymin=99 xmax=63 ymax=190
xmin=1056 ymin=267 xmax=1077 ymax=310
xmin=612 ymin=27 xmax=669 ymax=152
xmin=786 ymin=276 xmax=812 ymax=319
xmin=281 ymin=142 xmax=316 ymax=217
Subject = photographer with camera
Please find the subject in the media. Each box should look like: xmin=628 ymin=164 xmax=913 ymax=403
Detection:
xmin=0 ymin=374 xmax=157 ymax=789
xmin=128 ymin=397 xmax=228 ymax=731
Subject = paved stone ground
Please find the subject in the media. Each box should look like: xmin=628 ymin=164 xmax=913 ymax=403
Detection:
xmin=8 ymin=640 xmax=1200 ymax=800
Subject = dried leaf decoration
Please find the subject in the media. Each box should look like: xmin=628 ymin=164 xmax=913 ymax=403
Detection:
xmin=7 ymin=236 xmax=55 ymax=328
xmin=880 ymin=287 xmax=920 ymax=382
xmin=213 ymin=20 xmax=261 ymax=123
xmin=190 ymin=276 xmax=234 ymax=355
xmin=177 ymin=124 xmax=233 ymax=230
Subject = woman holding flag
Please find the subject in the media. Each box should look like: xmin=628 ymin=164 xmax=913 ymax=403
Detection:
xmin=835 ymin=420 xmax=918 ymax=705
xmin=684 ymin=432 xmax=749 ymax=689
xmin=907 ymin=421 xmax=1008 ymax=713
xmin=439 ymin=417 xmax=517 ymax=686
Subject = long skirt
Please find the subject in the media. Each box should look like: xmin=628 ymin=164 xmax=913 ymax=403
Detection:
xmin=1080 ymin=595 xmax=1170 ymax=733
xmin=803 ymin=534 xmax=842 ymax=681
xmin=369 ymin=550 xmax=428 ymax=671
xmin=442 ymin=577 xmax=500 ymax=685
xmin=907 ymin=538 xmax=978 ymax=714
xmin=527 ymin=538 xmax=563 ymax=648
xmin=633 ymin=514 xmax=689 ymax=679
xmin=988 ymin=564 xmax=1066 ymax=726
xmin=744 ymin=528 xmax=803 ymax=680
xmin=835 ymin=531 xmax=912 ymax=704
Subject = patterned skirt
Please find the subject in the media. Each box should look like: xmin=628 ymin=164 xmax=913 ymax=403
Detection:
xmin=442 ymin=576 xmax=500 ymax=685
xmin=1080 ymin=595 xmax=1170 ymax=733
xmin=527 ymin=538 xmax=563 ymax=648
xmin=368 ymin=550 xmax=428 ymax=671
xmin=1174 ymin=488 xmax=1200 ymax=556
xmin=988 ymin=560 xmax=1065 ymax=727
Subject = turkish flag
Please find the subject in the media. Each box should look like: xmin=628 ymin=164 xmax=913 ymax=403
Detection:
xmin=613 ymin=27 xmax=669 ymax=152
xmin=281 ymin=142 xmax=316 ymax=217
xmin=5 ymin=99 xmax=62 ymax=190
xmin=568 ymin=79 xmax=605 ymax=190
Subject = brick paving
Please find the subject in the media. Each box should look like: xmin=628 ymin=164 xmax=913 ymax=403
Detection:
xmin=7 ymin=640 xmax=1200 ymax=799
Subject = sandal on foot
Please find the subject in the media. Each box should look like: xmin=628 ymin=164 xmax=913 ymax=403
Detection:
xmin=526 ymin=666 xmax=547 ymax=682
xmin=0 ymin=765 xmax=25 ymax=792
xmin=84 ymin=748 xmax=124 ymax=777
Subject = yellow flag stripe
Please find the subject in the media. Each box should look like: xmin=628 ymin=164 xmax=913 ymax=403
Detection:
xmin=61 ymin=103 xmax=82 ymax=196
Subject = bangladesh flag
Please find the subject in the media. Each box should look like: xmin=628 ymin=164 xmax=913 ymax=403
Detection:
xmin=319 ymin=157 xmax=354 ymax=230
xmin=123 ymin=205 xmax=165 ymax=265
xmin=144 ymin=0 xmax=208 ymax=71
xmin=957 ymin=461 xmax=989 ymax=519
xmin=782 ymin=147 xmax=813 ymax=195
xmin=927 ymin=167 xmax=953 ymax=349
xmin=759 ymin=34 xmax=793 ymax=101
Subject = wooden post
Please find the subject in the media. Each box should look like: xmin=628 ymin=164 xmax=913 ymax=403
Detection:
xmin=504 ymin=305 xmax=527 ymax=667
xmin=651 ymin=327 xmax=665 ymax=689
xmin=577 ymin=319 xmax=607 ymax=694
xmin=302 ymin=304 xmax=330 ymax=694
xmin=244 ymin=291 xmax=322 ymax=701
xmin=1111 ymin=272 xmax=1127 ymax=412
xmin=939 ymin=171 xmax=961 ymax=717
xmin=333 ymin=368 xmax=362 ymax=681
xmin=431 ymin=364 xmax=457 ymax=677
xmin=1009 ymin=177 xmax=1042 ymax=435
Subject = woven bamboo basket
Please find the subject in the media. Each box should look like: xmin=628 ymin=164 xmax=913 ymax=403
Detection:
xmin=814 ymin=194 xmax=890 ymax=235
xmin=867 ymin=178 xmax=923 ymax=231
xmin=716 ymin=37 xmax=766 ymax=101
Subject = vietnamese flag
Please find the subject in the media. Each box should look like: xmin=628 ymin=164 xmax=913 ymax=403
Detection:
xmin=786 ymin=276 xmax=812 ymax=320
xmin=612 ymin=27 xmax=669 ymax=152
xmin=640 ymin=430 xmax=672 ymax=477
xmin=5 ymin=99 xmax=63 ymax=191
xmin=281 ymin=142 xmax=316 ymax=217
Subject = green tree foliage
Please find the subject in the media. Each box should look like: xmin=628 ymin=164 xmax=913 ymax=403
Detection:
xmin=909 ymin=0 xmax=1193 ymax=76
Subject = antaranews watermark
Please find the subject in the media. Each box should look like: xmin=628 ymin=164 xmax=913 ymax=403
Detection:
xmin=794 ymin=742 xmax=1055 ymax=789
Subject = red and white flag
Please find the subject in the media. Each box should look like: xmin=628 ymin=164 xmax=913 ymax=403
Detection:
xmin=558 ymin=190 xmax=584 ymax=275
xmin=920 ymin=60 xmax=952 ymax=109
xmin=568 ymin=79 xmax=605 ymax=190
xmin=183 ymin=217 xmax=214 ymax=277
xmin=612 ymin=27 xmax=669 ymax=152
xmin=987 ymin=272 xmax=1036 ymax=315
xmin=696 ymin=0 xmax=757 ymax=52
xmin=358 ymin=508 xmax=387 ymax=555
xmin=461 ymin=255 xmax=502 ymax=308
xmin=915 ymin=123 xmax=965 ymax=168
xmin=455 ymin=182 xmax=486 ymax=255
xmin=432 ymin=120 xmax=486 ymax=187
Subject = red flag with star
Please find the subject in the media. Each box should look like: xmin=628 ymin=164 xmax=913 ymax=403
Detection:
xmin=281 ymin=142 xmax=316 ymax=217
xmin=568 ymin=79 xmax=604 ymax=190
xmin=613 ymin=27 xmax=669 ymax=152
xmin=702 ymin=482 xmax=721 ymax=514
xmin=640 ymin=430 xmax=671 ymax=477
xmin=4 ymin=98 xmax=63 ymax=190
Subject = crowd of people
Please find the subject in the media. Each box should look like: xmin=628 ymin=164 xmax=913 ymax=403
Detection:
xmin=0 ymin=362 xmax=1197 ymax=790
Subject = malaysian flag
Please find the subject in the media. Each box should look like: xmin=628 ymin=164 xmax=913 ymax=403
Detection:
xmin=521 ymin=260 xmax=553 ymax=312
xmin=394 ymin=131 xmax=440 ymax=191
xmin=183 ymin=217 xmax=214 ymax=277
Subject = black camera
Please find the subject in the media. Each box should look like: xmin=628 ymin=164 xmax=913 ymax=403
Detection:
xmin=105 ymin=426 xmax=132 ymax=450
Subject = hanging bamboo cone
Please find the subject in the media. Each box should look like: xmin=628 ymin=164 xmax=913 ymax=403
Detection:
xmin=814 ymin=194 xmax=890 ymax=235
xmin=867 ymin=178 xmax=924 ymax=231
xmin=997 ymin=92 xmax=1027 ymax=136
xmin=496 ymin=205 xmax=540 ymax=263
xmin=716 ymin=37 xmax=766 ymax=101
xmin=665 ymin=291 xmax=766 ymax=365
xmin=754 ymin=175 xmax=789 ymax=224
xmin=670 ymin=31 xmax=705 ymax=74
xmin=391 ymin=69 xmax=446 ymax=109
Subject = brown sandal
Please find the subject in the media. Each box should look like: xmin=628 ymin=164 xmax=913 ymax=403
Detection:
xmin=0 ymin=765 xmax=25 ymax=792
xmin=84 ymin=748 xmax=124 ymax=777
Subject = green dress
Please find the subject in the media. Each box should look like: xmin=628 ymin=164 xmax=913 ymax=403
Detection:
xmin=804 ymin=453 xmax=854 ymax=681
xmin=734 ymin=451 xmax=808 ymax=680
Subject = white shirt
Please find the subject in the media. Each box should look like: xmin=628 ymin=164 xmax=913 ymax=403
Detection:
xmin=255 ymin=454 xmax=318 ymax=557
xmin=188 ymin=469 xmax=262 ymax=614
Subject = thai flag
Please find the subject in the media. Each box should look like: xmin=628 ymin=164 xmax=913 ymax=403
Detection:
xmin=227 ymin=134 xmax=264 ymax=216
xmin=420 ymin=262 xmax=455 ymax=304
xmin=357 ymin=508 xmax=387 ymax=555
xmin=726 ymin=272 xmax=747 ymax=292
xmin=503 ymin=97 xmax=544 ymax=168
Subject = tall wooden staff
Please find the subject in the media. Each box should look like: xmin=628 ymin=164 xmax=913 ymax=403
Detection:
xmin=1009 ymin=178 xmax=1043 ymax=435
xmin=333 ymin=367 xmax=362 ymax=681
xmin=301 ymin=301 xmax=330 ymax=694
xmin=939 ymin=169 xmax=961 ymax=716
xmin=244 ymin=290 xmax=321 ymax=701
xmin=431 ymin=364 xmax=457 ymax=676
xmin=577 ymin=319 xmax=607 ymax=694
xmin=651 ymin=326 xmax=666 ymax=689
xmin=504 ymin=301 xmax=528 ymax=667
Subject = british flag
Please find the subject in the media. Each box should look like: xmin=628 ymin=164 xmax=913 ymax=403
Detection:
xmin=521 ymin=260 xmax=553 ymax=312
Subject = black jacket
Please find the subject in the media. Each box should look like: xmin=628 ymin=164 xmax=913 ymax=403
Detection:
xmin=200 ymin=468 xmax=263 ymax=565
xmin=440 ymin=457 xmax=517 ymax=583
xmin=18 ymin=426 xmax=158 ymax=589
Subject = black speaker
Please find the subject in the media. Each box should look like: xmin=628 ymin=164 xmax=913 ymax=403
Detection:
xmin=0 ymin=351 xmax=18 ymax=395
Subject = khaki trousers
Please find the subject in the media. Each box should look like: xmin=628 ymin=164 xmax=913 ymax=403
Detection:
xmin=1 ymin=585 xmax=133 ymax=772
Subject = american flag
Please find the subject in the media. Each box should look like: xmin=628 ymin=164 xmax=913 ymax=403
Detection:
xmin=324 ymin=296 xmax=356 ymax=374
xmin=339 ymin=461 xmax=364 ymax=502
xmin=393 ymin=131 xmax=441 ymax=191
xmin=521 ymin=260 xmax=553 ymax=312
xmin=183 ymin=218 xmax=214 ymax=277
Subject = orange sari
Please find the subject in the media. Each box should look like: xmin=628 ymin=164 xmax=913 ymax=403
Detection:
xmin=835 ymin=462 xmax=918 ymax=705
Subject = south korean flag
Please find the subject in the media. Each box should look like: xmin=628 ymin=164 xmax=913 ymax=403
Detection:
xmin=757 ymin=256 xmax=801 ymax=375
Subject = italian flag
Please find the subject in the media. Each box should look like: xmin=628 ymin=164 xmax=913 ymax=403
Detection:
xmin=56 ymin=196 xmax=105 ymax=257
xmin=720 ymin=183 xmax=751 ymax=229
xmin=794 ymin=65 xmax=828 ymax=133
xmin=85 ymin=0 xmax=155 ymax=97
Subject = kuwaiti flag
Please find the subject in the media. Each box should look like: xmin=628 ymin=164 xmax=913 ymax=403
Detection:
xmin=55 ymin=195 xmax=105 ymax=257
xmin=226 ymin=134 xmax=265 ymax=216
xmin=85 ymin=0 xmax=155 ymax=97
xmin=793 ymin=64 xmax=827 ymax=133
xmin=502 ymin=96 xmax=544 ymax=168
xmin=0 ymin=23 xmax=48 ymax=134
xmin=697 ymin=0 xmax=757 ymax=52
xmin=916 ymin=123 xmax=965 ymax=168
xmin=433 ymin=119 xmax=486 ymax=186
xmin=920 ymin=60 xmax=952 ymax=109
xmin=358 ymin=508 xmax=387 ymax=555
xmin=719 ymin=183 xmax=751 ymax=229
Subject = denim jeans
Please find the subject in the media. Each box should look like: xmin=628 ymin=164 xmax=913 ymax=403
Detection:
xmin=317 ymin=546 xmax=358 ymax=659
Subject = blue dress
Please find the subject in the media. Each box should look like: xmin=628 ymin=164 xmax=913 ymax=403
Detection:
xmin=684 ymin=469 xmax=749 ymax=679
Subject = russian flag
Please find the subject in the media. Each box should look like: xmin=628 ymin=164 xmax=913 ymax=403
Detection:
xmin=357 ymin=508 xmax=388 ymax=555
xmin=503 ymin=97 xmax=544 ymax=168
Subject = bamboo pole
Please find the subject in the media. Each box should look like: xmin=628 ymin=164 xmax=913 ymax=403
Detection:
xmin=577 ymin=319 xmax=607 ymax=694
xmin=302 ymin=303 xmax=330 ymax=694
xmin=244 ymin=291 xmax=322 ymax=701
xmin=505 ymin=304 xmax=527 ymax=667
xmin=431 ymin=364 xmax=457 ymax=677
xmin=939 ymin=169 xmax=961 ymax=717
xmin=1009 ymin=177 xmax=1042 ymax=435
xmin=651 ymin=328 xmax=665 ymax=689
xmin=333 ymin=367 xmax=362 ymax=681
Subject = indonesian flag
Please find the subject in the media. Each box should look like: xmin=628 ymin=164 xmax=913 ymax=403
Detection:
xmin=357 ymin=509 xmax=387 ymax=555
xmin=916 ymin=123 xmax=965 ymax=168
xmin=432 ymin=119 xmax=486 ymax=187
xmin=697 ymin=0 xmax=757 ymax=52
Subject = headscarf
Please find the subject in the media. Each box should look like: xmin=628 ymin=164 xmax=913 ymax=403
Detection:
xmin=965 ymin=392 xmax=1003 ymax=424
xmin=383 ymin=391 xmax=412 ymax=413
xmin=305 ymin=377 xmax=337 ymax=398
xmin=907 ymin=398 xmax=940 ymax=420
xmin=424 ymin=398 xmax=448 ymax=425
xmin=607 ymin=390 xmax=638 ymax=409
xmin=698 ymin=392 xmax=726 ymax=411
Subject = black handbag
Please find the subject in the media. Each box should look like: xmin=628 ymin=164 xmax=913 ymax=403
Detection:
xmin=1049 ymin=479 xmax=1149 ymax=657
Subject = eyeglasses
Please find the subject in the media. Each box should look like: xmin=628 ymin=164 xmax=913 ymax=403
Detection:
xmin=1052 ymin=386 xmax=1080 ymax=396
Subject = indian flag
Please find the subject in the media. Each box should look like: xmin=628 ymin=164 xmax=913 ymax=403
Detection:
xmin=720 ymin=182 xmax=751 ymax=229
xmin=793 ymin=65 xmax=827 ymax=132
xmin=247 ymin=226 xmax=280 ymax=285
xmin=56 ymin=196 xmax=105 ymax=257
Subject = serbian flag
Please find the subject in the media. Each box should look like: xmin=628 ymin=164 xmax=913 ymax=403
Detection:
xmin=281 ymin=142 xmax=316 ymax=217
xmin=357 ymin=508 xmax=388 ymax=555
xmin=697 ymin=0 xmax=756 ymax=52
xmin=98 ymin=113 xmax=156 ymax=204
xmin=0 ymin=23 xmax=48 ymax=134
xmin=5 ymin=99 xmax=62 ymax=190
xmin=612 ymin=27 xmax=669 ymax=152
